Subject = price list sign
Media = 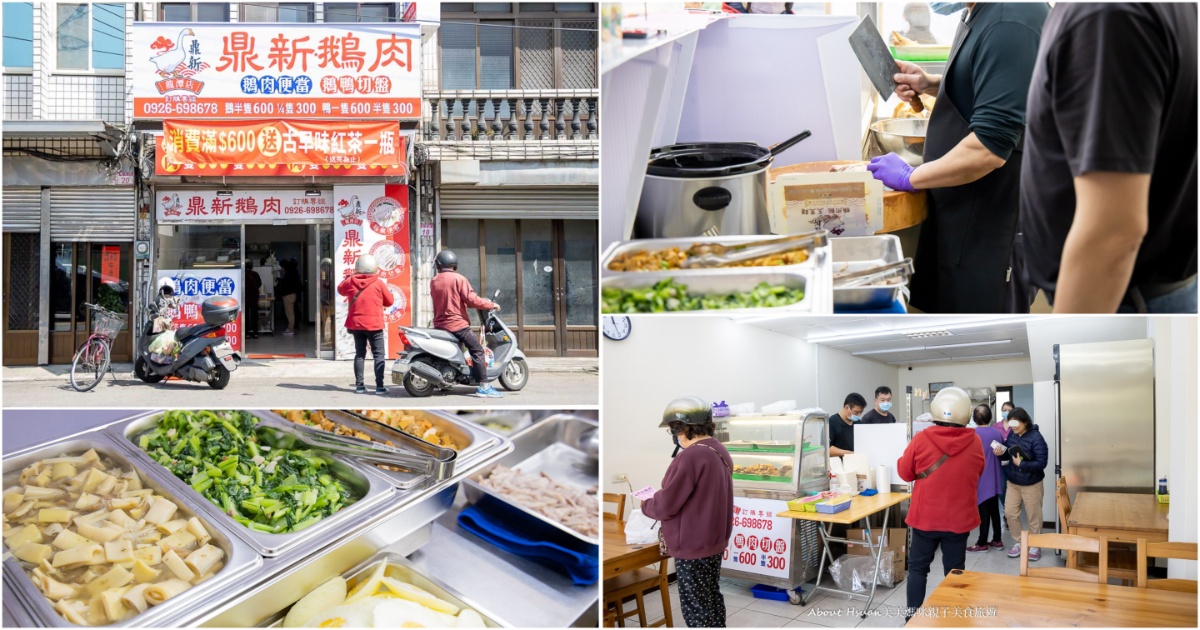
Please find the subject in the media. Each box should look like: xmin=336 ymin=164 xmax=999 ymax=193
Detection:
xmin=721 ymin=497 xmax=793 ymax=579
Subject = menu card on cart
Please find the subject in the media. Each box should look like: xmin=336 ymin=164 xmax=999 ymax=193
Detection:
xmin=721 ymin=497 xmax=793 ymax=579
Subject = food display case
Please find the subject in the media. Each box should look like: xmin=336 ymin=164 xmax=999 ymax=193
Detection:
xmin=2 ymin=409 xmax=599 ymax=628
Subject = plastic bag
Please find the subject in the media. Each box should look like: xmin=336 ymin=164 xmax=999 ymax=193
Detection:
xmin=624 ymin=509 xmax=658 ymax=545
xmin=148 ymin=330 xmax=178 ymax=356
xmin=829 ymin=551 xmax=896 ymax=592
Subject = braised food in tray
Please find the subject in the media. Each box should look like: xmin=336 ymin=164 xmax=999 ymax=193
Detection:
xmin=2 ymin=449 xmax=225 ymax=625
xmin=608 ymin=245 xmax=809 ymax=271
xmin=352 ymin=410 xmax=462 ymax=451
xmin=273 ymin=410 xmax=392 ymax=446
xmin=478 ymin=465 xmax=598 ymax=538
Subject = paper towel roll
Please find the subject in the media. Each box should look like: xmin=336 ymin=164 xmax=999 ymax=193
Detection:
xmin=830 ymin=472 xmax=843 ymax=489
xmin=876 ymin=465 xmax=891 ymax=494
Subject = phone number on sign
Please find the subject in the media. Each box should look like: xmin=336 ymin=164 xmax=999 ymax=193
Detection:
xmin=732 ymin=517 xmax=774 ymax=530
xmin=140 ymin=102 xmax=220 ymax=116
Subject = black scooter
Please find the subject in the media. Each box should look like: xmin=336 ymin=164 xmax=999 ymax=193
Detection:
xmin=134 ymin=296 xmax=243 ymax=389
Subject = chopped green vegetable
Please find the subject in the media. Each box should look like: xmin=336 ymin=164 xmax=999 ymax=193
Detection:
xmin=601 ymin=279 xmax=804 ymax=313
xmin=138 ymin=410 xmax=354 ymax=534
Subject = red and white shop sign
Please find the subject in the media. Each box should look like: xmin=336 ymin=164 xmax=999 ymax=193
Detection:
xmin=161 ymin=119 xmax=404 ymax=168
xmin=333 ymin=184 xmax=412 ymax=360
xmin=721 ymin=498 xmax=793 ymax=579
xmin=155 ymin=134 xmax=408 ymax=177
xmin=155 ymin=270 xmax=243 ymax=353
xmin=156 ymin=190 xmax=334 ymax=223
xmin=131 ymin=23 xmax=421 ymax=120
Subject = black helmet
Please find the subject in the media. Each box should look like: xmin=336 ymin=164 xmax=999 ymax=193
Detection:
xmin=436 ymin=250 xmax=458 ymax=271
xmin=659 ymin=396 xmax=713 ymax=427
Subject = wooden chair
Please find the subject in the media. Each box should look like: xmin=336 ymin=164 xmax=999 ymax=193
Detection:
xmin=1056 ymin=484 xmax=1137 ymax=584
xmin=1021 ymin=531 xmax=1108 ymax=583
xmin=1136 ymin=540 xmax=1198 ymax=592
xmin=604 ymin=493 xmax=627 ymax=524
xmin=604 ymin=559 xmax=673 ymax=628
xmin=603 ymin=608 xmax=618 ymax=627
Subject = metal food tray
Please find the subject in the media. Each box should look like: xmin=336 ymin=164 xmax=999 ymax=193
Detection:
xmin=341 ymin=409 xmax=505 ymax=468
xmin=830 ymin=235 xmax=906 ymax=309
xmin=2 ymin=432 xmax=262 ymax=628
xmin=454 ymin=410 xmax=534 ymax=437
xmin=107 ymin=411 xmax=395 ymax=558
xmin=601 ymin=267 xmax=816 ymax=315
xmin=601 ymin=233 xmax=828 ymax=277
xmin=261 ymin=410 xmax=457 ymax=490
xmin=462 ymin=415 xmax=600 ymax=546
xmin=259 ymin=551 xmax=504 ymax=628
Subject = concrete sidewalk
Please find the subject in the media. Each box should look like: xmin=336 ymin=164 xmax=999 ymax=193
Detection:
xmin=2 ymin=356 xmax=598 ymax=382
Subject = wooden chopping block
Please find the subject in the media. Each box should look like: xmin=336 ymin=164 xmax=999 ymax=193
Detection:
xmin=771 ymin=161 xmax=928 ymax=233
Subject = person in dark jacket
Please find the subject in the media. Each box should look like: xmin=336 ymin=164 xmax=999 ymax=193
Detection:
xmin=337 ymin=255 xmax=394 ymax=395
xmin=967 ymin=405 xmax=1006 ymax=552
xmin=275 ymin=259 xmax=302 ymax=336
xmin=244 ymin=261 xmax=262 ymax=339
xmin=992 ymin=407 xmax=1048 ymax=560
xmin=897 ymin=387 xmax=985 ymax=619
xmin=641 ymin=397 xmax=734 ymax=628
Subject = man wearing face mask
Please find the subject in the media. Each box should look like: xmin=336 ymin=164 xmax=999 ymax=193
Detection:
xmin=642 ymin=397 xmax=734 ymax=628
xmin=828 ymin=393 xmax=867 ymax=457
xmin=867 ymin=2 xmax=1049 ymax=314
xmin=861 ymin=386 xmax=897 ymax=424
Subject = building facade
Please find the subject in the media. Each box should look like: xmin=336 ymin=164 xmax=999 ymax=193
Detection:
xmin=2 ymin=1 xmax=598 ymax=366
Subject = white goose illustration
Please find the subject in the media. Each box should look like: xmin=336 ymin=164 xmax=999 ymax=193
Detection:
xmin=149 ymin=28 xmax=197 ymax=77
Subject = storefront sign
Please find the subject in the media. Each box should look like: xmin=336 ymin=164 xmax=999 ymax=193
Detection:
xmin=131 ymin=23 xmax=421 ymax=120
xmin=333 ymin=184 xmax=412 ymax=360
xmin=721 ymin=498 xmax=793 ymax=579
xmin=156 ymin=270 xmax=243 ymax=352
xmin=155 ymin=134 xmax=407 ymax=177
xmin=157 ymin=190 xmax=334 ymax=223
xmin=100 ymin=246 xmax=121 ymax=285
xmin=161 ymin=120 xmax=404 ymax=168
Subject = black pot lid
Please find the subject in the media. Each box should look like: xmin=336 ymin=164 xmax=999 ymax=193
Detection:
xmin=647 ymin=142 xmax=772 ymax=178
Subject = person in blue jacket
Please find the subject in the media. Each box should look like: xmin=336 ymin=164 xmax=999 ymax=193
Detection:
xmin=991 ymin=407 xmax=1048 ymax=561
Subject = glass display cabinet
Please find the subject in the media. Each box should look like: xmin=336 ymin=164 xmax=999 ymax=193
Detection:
xmin=717 ymin=409 xmax=830 ymax=499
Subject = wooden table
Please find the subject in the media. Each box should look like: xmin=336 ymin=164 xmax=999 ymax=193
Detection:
xmin=906 ymin=569 xmax=1197 ymax=627
xmin=603 ymin=518 xmax=665 ymax=579
xmin=1067 ymin=492 xmax=1169 ymax=570
xmin=778 ymin=493 xmax=911 ymax=613
xmin=771 ymin=162 xmax=928 ymax=233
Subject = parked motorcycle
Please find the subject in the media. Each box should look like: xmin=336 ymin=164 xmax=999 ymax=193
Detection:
xmin=392 ymin=291 xmax=529 ymax=397
xmin=134 ymin=296 xmax=243 ymax=389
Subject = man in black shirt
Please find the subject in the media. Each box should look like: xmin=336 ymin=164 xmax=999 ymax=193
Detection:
xmin=1019 ymin=3 xmax=1197 ymax=313
xmin=861 ymin=386 xmax=897 ymax=424
xmin=829 ymin=393 xmax=867 ymax=457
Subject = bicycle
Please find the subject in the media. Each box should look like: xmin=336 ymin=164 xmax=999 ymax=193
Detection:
xmin=69 ymin=303 xmax=126 ymax=392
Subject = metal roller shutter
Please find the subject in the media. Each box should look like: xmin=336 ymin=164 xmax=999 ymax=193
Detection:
xmin=49 ymin=187 xmax=136 ymax=241
xmin=2 ymin=187 xmax=42 ymax=233
xmin=438 ymin=187 xmax=597 ymax=220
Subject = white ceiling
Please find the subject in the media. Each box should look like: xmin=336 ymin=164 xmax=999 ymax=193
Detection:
xmin=736 ymin=316 xmax=1034 ymax=365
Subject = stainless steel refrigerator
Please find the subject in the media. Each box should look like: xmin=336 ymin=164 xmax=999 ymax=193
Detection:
xmin=1054 ymin=338 xmax=1156 ymax=523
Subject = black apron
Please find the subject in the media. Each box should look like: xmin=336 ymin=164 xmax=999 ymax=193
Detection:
xmin=909 ymin=14 xmax=1023 ymax=314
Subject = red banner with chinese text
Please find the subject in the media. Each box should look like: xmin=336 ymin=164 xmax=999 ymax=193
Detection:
xmin=155 ymin=135 xmax=408 ymax=176
xmin=161 ymin=120 xmax=405 ymax=169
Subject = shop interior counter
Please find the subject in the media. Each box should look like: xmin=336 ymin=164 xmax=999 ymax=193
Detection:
xmin=771 ymin=161 xmax=927 ymax=233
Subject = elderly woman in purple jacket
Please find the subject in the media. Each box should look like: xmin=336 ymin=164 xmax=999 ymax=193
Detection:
xmin=967 ymin=405 xmax=1006 ymax=552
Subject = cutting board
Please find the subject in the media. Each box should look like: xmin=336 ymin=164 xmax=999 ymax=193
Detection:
xmin=771 ymin=161 xmax=927 ymax=233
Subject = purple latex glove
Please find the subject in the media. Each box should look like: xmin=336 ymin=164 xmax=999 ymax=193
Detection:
xmin=867 ymin=153 xmax=917 ymax=192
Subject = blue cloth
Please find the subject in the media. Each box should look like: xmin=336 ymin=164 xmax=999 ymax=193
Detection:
xmin=835 ymin=299 xmax=908 ymax=314
xmin=457 ymin=504 xmax=599 ymax=586
xmin=973 ymin=426 xmax=1006 ymax=504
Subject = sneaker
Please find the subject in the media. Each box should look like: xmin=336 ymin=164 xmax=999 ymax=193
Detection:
xmin=1029 ymin=547 xmax=1041 ymax=562
xmin=1007 ymin=543 xmax=1021 ymax=558
xmin=475 ymin=385 xmax=504 ymax=398
xmin=355 ymin=385 xmax=366 ymax=394
xmin=966 ymin=544 xmax=990 ymax=553
xmin=990 ymin=541 xmax=1005 ymax=549
xmin=375 ymin=386 xmax=387 ymax=395
xmin=282 ymin=329 xmax=295 ymax=336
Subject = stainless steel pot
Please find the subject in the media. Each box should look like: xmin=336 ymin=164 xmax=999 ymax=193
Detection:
xmin=635 ymin=131 xmax=811 ymax=238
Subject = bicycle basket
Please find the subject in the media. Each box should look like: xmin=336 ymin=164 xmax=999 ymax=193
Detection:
xmin=91 ymin=309 xmax=126 ymax=340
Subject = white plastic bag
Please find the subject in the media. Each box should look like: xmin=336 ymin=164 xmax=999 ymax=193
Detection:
xmin=830 ymin=551 xmax=897 ymax=592
xmin=148 ymin=330 xmax=178 ymax=356
xmin=624 ymin=509 xmax=658 ymax=545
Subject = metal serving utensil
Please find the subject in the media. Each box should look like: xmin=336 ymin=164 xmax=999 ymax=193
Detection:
xmin=681 ymin=231 xmax=828 ymax=268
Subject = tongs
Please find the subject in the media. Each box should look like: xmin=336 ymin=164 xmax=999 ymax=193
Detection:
xmin=680 ymin=231 xmax=828 ymax=268
xmin=285 ymin=423 xmax=443 ymax=475
xmin=833 ymin=258 xmax=914 ymax=288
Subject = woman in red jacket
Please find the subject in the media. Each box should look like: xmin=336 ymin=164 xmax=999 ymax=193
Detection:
xmin=897 ymin=387 xmax=984 ymax=620
xmin=337 ymin=254 xmax=394 ymax=394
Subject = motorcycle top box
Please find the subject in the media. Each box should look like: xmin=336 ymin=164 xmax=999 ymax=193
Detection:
xmin=202 ymin=297 xmax=240 ymax=325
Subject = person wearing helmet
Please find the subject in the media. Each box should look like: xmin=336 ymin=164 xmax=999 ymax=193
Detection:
xmin=150 ymin=277 xmax=182 ymax=333
xmin=430 ymin=250 xmax=502 ymax=398
xmin=641 ymin=397 xmax=733 ymax=628
xmin=992 ymin=407 xmax=1048 ymax=561
xmin=244 ymin=261 xmax=263 ymax=340
xmin=897 ymin=387 xmax=985 ymax=619
xmin=337 ymin=254 xmax=395 ymax=394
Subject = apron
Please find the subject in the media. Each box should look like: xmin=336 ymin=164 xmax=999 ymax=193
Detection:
xmin=909 ymin=12 xmax=1024 ymax=314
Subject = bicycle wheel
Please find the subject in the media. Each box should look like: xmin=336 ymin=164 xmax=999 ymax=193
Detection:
xmin=70 ymin=338 xmax=111 ymax=392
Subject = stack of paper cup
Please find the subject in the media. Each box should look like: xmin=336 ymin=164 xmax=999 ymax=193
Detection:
xmin=876 ymin=465 xmax=892 ymax=494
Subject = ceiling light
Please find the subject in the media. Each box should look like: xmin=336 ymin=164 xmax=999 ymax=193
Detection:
xmin=305 ymin=189 xmax=323 ymax=197
xmin=805 ymin=316 xmax=1040 ymax=343
xmin=905 ymin=330 xmax=953 ymax=339
xmin=852 ymin=340 xmax=1014 ymax=356
xmin=215 ymin=190 xmax=233 ymax=197
xmin=885 ymin=351 xmax=1027 ymax=366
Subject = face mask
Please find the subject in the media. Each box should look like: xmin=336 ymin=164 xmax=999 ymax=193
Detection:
xmin=1001 ymin=411 xmax=1009 ymax=420
xmin=850 ymin=414 xmax=862 ymax=423
xmin=929 ymin=2 xmax=967 ymax=15
xmin=879 ymin=402 xmax=892 ymax=412
xmin=1008 ymin=420 xmax=1020 ymax=428
xmin=671 ymin=433 xmax=681 ymax=458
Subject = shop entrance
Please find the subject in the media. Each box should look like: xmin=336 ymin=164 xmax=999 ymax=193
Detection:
xmin=243 ymin=224 xmax=335 ymax=359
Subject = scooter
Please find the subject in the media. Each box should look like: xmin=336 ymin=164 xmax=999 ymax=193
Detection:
xmin=133 ymin=296 xmax=243 ymax=389
xmin=392 ymin=290 xmax=529 ymax=397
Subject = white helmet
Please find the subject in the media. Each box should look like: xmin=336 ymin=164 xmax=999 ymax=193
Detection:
xmin=355 ymin=254 xmax=378 ymax=275
xmin=157 ymin=277 xmax=177 ymax=296
xmin=930 ymin=387 xmax=971 ymax=427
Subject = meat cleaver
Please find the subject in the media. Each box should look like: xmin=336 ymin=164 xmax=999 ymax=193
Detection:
xmin=848 ymin=16 xmax=923 ymax=113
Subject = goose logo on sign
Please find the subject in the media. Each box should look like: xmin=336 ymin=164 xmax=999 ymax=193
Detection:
xmin=149 ymin=28 xmax=210 ymax=94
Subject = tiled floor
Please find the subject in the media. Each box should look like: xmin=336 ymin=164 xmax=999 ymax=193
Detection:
xmin=614 ymin=526 xmax=1076 ymax=628
xmin=245 ymin=323 xmax=319 ymax=357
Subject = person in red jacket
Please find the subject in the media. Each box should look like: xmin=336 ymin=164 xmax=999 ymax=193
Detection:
xmin=337 ymin=254 xmax=394 ymax=394
xmin=430 ymin=250 xmax=502 ymax=398
xmin=641 ymin=397 xmax=734 ymax=628
xmin=897 ymin=386 xmax=985 ymax=620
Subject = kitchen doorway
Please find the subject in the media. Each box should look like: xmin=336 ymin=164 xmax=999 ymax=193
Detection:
xmin=244 ymin=224 xmax=326 ymax=359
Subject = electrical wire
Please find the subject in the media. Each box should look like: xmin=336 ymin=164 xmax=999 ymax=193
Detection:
xmin=234 ymin=3 xmax=599 ymax=31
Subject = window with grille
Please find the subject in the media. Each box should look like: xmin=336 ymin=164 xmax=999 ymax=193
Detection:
xmin=56 ymin=3 xmax=125 ymax=70
xmin=160 ymin=2 xmax=231 ymax=21
xmin=240 ymin=3 xmax=314 ymax=22
xmin=5 ymin=234 xmax=40 ymax=331
xmin=324 ymin=2 xmax=395 ymax=22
